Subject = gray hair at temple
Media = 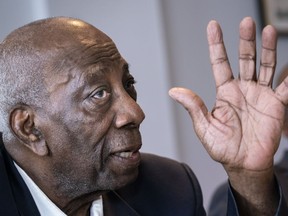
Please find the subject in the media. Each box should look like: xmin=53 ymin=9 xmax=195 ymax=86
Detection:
xmin=0 ymin=22 xmax=48 ymax=140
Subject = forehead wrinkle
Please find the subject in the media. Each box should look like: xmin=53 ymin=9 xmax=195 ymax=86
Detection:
xmin=80 ymin=41 xmax=121 ymax=66
xmin=45 ymin=41 xmax=126 ymax=101
xmin=45 ymin=41 xmax=120 ymax=93
xmin=78 ymin=57 xmax=129 ymax=87
xmin=71 ymin=42 xmax=122 ymax=87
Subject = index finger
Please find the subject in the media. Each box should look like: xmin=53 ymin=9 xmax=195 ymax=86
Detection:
xmin=207 ymin=20 xmax=233 ymax=88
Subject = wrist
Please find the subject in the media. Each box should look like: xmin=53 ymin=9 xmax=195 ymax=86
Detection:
xmin=228 ymin=168 xmax=279 ymax=216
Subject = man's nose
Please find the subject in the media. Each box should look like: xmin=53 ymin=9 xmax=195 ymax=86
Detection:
xmin=114 ymin=93 xmax=145 ymax=129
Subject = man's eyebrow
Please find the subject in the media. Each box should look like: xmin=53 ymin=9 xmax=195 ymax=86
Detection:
xmin=84 ymin=65 xmax=105 ymax=78
xmin=76 ymin=65 xmax=105 ymax=87
xmin=122 ymin=63 xmax=130 ymax=74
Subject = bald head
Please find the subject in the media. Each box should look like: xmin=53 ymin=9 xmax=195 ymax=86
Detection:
xmin=3 ymin=17 xmax=111 ymax=51
xmin=0 ymin=17 xmax=117 ymax=137
xmin=2 ymin=17 xmax=114 ymax=73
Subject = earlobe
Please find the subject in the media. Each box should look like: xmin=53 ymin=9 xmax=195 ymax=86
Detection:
xmin=10 ymin=106 xmax=48 ymax=156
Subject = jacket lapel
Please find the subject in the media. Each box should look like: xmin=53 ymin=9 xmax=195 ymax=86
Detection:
xmin=103 ymin=191 xmax=141 ymax=216
xmin=0 ymin=147 xmax=20 ymax=216
xmin=0 ymin=144 xmax=40 ymax=216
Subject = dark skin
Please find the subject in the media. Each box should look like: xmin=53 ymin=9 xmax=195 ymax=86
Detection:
xmin=7 ymin=19 xmax=145 ymax=215
xmin=3 ymin=17 xmax=287 ymax=215
xmin=170 ymin=17 xmax=283 ymax=215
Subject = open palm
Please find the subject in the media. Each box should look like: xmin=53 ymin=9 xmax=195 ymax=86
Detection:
xmin=205 ymin=75 xmax=284 ymax=171
xmin=169 ymin=17 xmax=288 ymax=172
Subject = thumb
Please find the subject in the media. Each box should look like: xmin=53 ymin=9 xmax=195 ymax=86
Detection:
xmin=168 ymin=87 xmax=209 ymax=135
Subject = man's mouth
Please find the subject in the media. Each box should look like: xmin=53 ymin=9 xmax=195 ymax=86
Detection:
xmin=111 ymin=144 xmax=141 ymax=158
xmin=112 ymin=149 xmax=140 ymax=161
xmin=109 ymin=145 xmax=141 ymax=169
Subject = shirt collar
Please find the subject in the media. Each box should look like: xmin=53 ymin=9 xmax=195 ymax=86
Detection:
xmin=14 ymin=162 xmax=103 ymax=216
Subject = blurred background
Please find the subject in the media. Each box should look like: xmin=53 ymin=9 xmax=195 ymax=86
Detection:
xmin=1 ymin=0 xmax=288 ymax=210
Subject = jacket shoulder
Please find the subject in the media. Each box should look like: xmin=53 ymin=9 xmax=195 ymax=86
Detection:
xmin=110 ymin=153 xmax=206 ymax=216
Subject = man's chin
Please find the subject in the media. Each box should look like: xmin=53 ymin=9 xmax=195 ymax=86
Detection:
xmin=111 ymin=166 xmax=139 ymax=190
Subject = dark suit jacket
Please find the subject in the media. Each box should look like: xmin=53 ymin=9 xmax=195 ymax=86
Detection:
xmin=0 ymin=142 xmax=206 ymax=216
xmin=2 ymin=140 xmax=274 ymax=216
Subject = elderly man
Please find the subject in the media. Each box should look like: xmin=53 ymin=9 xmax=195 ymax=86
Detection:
xmin=0 ymin=16 xmax=286 ymax=215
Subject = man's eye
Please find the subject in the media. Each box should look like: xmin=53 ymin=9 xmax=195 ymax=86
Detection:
xmin=92 ymin=89 xmax=110 ymax=99
xmin=125 ymin=78 xmax=136 ymax=90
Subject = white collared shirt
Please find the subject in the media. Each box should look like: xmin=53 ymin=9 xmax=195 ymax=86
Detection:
xmin=14 ymin=162 xmax=103 ymax=216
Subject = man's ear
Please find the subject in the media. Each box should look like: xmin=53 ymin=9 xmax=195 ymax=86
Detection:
xmin=10 ymin=106 xmax=48 ymax=156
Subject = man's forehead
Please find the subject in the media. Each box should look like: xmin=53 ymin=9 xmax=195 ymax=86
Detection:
xmin=78 ymin=41 xmax=121 ymax=62
xmin=82 ymin=58 xmax=130 ymax=82
xmin=45 ymin=55 xmax=128 ymax=92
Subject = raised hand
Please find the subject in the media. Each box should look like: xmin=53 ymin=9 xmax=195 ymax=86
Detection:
xmin=169 ymin=17 xmax=283 ymax=172
xmin=169 ymin=17 xmax=287 ymax=215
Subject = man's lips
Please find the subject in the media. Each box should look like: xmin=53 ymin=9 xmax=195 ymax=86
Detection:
xmin=111 ymin=144 xmax=141 ymax=158
xmin=109 ymin=145 xmax=141 ymax=167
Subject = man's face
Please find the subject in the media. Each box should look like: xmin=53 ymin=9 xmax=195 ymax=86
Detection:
xmin=38 ymin=30 xmax=145 ymax=198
